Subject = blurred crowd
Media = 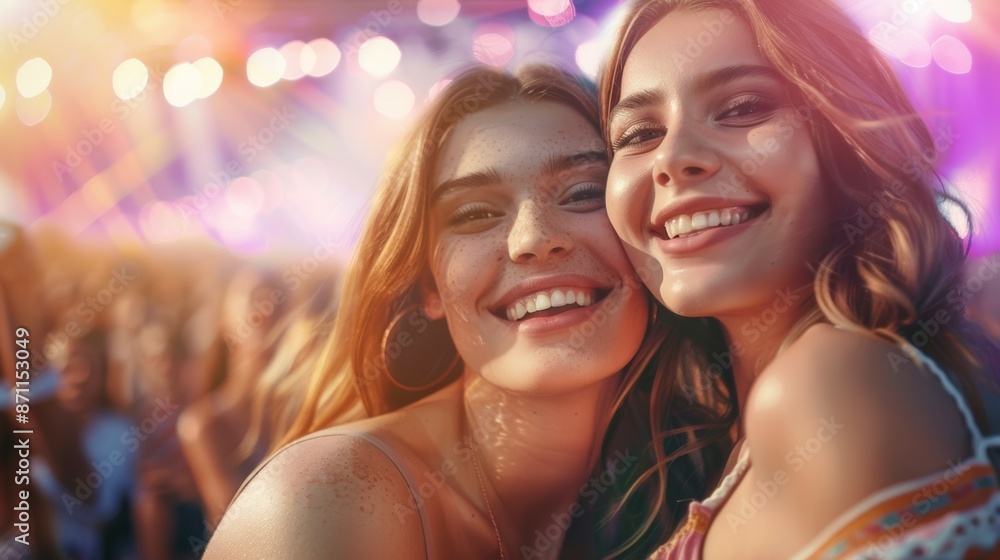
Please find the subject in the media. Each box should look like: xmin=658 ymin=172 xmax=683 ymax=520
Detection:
xmin=0 ymin=223 xmax=340 ymax=560
xmin=1 ymin=219 xmax=999 ymax=560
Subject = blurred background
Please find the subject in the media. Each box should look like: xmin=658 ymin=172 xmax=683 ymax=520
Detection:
xmin=0 ymin=0 xmax=998 ymax=559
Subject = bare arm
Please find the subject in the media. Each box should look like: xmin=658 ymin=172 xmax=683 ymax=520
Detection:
xmin=204 ymin=433 xmax=428 ymax=560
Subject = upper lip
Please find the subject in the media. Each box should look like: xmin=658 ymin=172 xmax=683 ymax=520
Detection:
xmin=489 ymin=273 xmax=611 ymax=314
xmin=652 ymin=197 xmax=768 ymax=232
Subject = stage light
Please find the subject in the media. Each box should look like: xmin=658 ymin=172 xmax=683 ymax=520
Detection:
xmin=113 ymin=58 xmax=149 ymax=101
xmin=528 ymin=0 xmax=575 ymax=27
xmin=358 ymin=37 xmax=401 ymax=76
xmin=932 ymin=35 xmax=972 ymax=74
xmin=163 ymin=62 xmax=203 ymax=107
xmin=280 ymin=41 xmax=308 ymax=80
xmin=247 ymin=47 xmax=286 ymax=88
xmin=16 ymin=90 xmax=51 ymax=126
xmin=872 ymin=28 xmax=931 ymax=68
xmin=193 ymin=57 xmax=224 ymax=98
xmin=304 ymin=38 xmax=341 ymax=77
xmin=140 ymin=200 xmax=185 ymax=244
xmin=932 ymin=0 xmax=972 ymax=23
xmin=373 ymin=80 xmax=415 ymax=118
xmin=472 ymin=22 xmax=515 ymax=67
xmin=226 ymin=176 xmax=265 ymax=218
xmin=16 ymin=58 xmax=52 ymax=98
xmin=417 ymin=0 xmax=461 ymax=26
xmin=575 ymin=40 xmax=602 ymax=79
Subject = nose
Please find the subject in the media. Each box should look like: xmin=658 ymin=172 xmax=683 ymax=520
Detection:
xmin=652 ymin=120 xmax=721 ymax=188
xmin=507 ymin=201 xmax=574 ymax=263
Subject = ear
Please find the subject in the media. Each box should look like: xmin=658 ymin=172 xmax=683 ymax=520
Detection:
xmin=418 ymin=277 xmax=446 ymax=321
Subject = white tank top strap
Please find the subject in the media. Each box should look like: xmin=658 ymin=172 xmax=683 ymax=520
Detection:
xmin=899 ymin=341 xmax=999 ymax=465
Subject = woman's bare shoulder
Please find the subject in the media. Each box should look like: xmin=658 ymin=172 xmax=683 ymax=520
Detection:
xmin=742 ymin=323 xmax=969 ymax=548
xmin=204 ymin=431 xmax=426 ymax=560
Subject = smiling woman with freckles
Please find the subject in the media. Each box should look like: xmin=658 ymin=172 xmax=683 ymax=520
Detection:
xmin=599 ymin=0 xmax=1000 ymax=558
xmin=202 ymin=65 xmax=734 ymax=559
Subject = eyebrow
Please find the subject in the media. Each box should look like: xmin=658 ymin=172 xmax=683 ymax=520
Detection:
xmin=610 ymin=64 xmax=783 ymax=124
xmin=432 ymin=167 xmax=503 ymax=202
xmin=542 ymin=150 xmax=608 ymax=178
xmin=693 ymin=64 xmax=783 ymax=93
xmin=432 ymin=150 xmax=608 ymax=202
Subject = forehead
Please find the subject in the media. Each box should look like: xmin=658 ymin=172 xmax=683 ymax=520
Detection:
xmin=433 ymin=100 xmax=599 ymax=184
xmin=621 ymin=8 xmax=764 ymax=94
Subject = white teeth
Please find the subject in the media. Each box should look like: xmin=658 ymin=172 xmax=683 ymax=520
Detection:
xmin=691 ymin=212 xmax=708 ymax=230
xmin=676 ymin=215 xmax=692 ymax=237
xmin=502 ymin=287 xmax=598 ymax=321
xmin=664 ymin=207 xmax=755 ymax=239
xmin=551 ymin=290 xmax=566 ymax=307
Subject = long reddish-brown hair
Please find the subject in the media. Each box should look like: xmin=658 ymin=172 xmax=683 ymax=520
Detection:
xmin=597 ymin=0 xmax=997 ymax=557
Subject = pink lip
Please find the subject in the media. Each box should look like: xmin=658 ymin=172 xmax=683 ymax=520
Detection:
xmin=489 ymin=274 xmax=609 ymax=313
xmin=511 ymin=299 xmax=608 ymax=336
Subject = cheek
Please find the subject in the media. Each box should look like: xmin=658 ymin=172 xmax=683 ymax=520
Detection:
xmin=432 ymin=235 xmax=502 ymax=317
xmin=606 ymin=160 xmax=650 ymax=242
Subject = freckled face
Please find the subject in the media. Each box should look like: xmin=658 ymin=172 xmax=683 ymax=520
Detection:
xmin=606 ymin=9 xmax=836 ymax=320
xmin=428 ymin=101 xmax=648 ymax=395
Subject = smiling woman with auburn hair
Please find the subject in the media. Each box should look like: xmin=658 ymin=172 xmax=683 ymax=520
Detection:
xmin=599 ymin=0 xmax=1000 ymax=558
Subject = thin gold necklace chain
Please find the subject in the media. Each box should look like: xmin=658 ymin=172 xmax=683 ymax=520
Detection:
xmin=470 ymin=439 xmax=507 ymax=560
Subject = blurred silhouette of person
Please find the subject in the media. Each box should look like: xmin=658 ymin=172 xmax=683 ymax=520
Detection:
xmin=0 ymin=221 xmax=64 ymax=559
xmin=32 ymin=326 xmax=135 ymax=560
xmin=178 ymin=267 xmax=290 ymax=527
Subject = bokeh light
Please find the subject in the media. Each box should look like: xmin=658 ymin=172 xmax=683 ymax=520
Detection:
xmin=16 ymin=90 xmax=52 ymax=126
xmin=932 ymin=0 xmax=972 ymax=23
xmin=226 ymin=176 xmax=266 ymax=218
xmin=140 ymin=200 xmax=186 ymax=244
xmin=303 ymin=38 xmax=341 ymax=77
xmin=575 ymin=40 xmax=602 ymax=79
xmin=417 ymin=0 xmax=461 ymax=26
xmin=279 ymin=41 xmax=308 ymax=81
xmin=358 ymin=37 xmax=401 ymax=76
xmin=373 ymin=80 xmax=415 ymax=119
xmin=16 ymin=58 xmax=53 ymax=98
xmin=113 ymin=58 xmax=149 ymax=101
xmin=193 ymin=57 xmax=224 ymax=98
xmin=872 ymin=28 xmax=932 ymax=68
xmin=932 ymin=35 xmax=973 ymax=74
xmin=247 ymin=47 xmax=286 ymax=87
xmin=472 ymin=22 xmax=516 ymax=67
xmin=163 ymin=62 xmax=203 ymax=107
xmin=428 ymin=78 xmax=452 ymax=100
xmin=528 ymin=0 xmax=576 ymax=27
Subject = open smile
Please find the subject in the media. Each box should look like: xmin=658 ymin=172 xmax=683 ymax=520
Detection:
xmin=661 ymin=204 xmax=769 ymax=240
xmin=491 ymin=286 xmax=611 ymax=322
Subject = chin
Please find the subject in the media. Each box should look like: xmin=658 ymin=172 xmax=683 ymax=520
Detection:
xmin=482 ymin=357 xmax=623 ymax=396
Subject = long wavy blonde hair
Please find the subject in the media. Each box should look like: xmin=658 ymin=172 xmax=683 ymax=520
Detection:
xmin=598 ymin=0 xmax=998 ymax=556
